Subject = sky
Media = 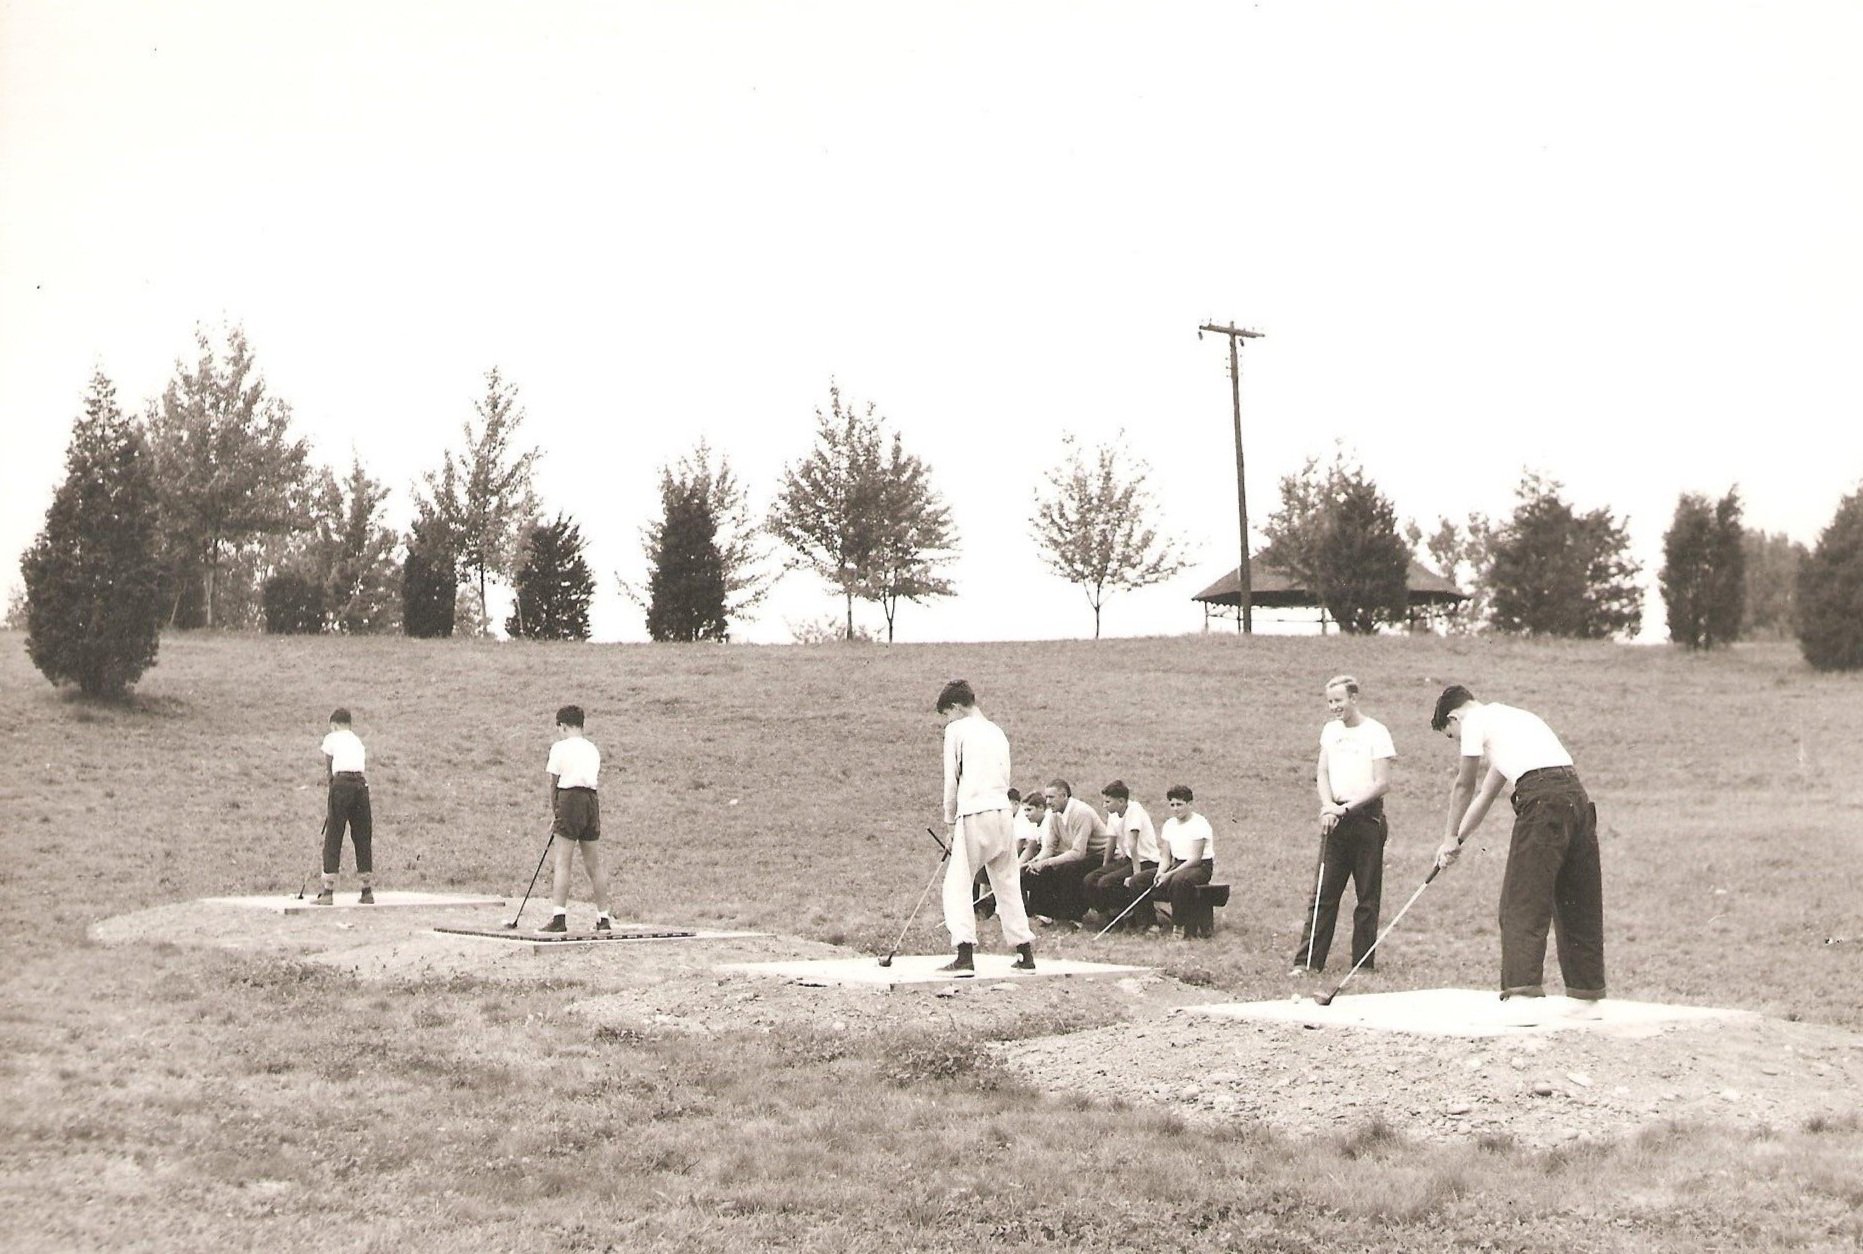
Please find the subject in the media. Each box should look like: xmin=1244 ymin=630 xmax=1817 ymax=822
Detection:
xmin=3 ymin=1 xmax=1860 ymax=643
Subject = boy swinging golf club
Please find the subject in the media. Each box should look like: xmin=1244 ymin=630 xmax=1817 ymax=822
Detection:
xmin=316 ymin=709 xmax=374 ymax=905
xmin=936 ymin=679 xmax=1035 ymax=974
xmin=538 ymin=704 xmax=614 ymax=934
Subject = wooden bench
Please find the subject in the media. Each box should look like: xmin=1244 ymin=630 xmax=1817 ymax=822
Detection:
xmin=1160 ymin=882 xmax=1230 ymax=938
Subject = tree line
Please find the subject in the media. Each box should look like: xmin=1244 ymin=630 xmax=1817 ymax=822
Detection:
xmin=15 ymin=325 xmax=1863 ymax=698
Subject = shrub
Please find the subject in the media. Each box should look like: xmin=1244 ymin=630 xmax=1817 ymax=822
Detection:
xmin=262 ymin=571 xmax=326 ymax=634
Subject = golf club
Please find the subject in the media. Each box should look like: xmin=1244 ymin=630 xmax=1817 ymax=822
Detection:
xmin=1314 ymin=863 xmax=1441 ymax=1005
xmin=503 ymin=831 xmax=556 ymax=929
xmin=1094 ymin=877 xmax=1162 ymax=937
xmin=878 ymin=832 xmax=953 ymax=967
xmin=1302 ymin=828 xmax=1327 ymax=972
xmin=296 ymin=817 xmax=328 ymax=899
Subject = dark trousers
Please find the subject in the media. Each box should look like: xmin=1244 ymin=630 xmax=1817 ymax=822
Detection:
xmin=1167 ymin=860 xmax=1215 ymax=937
xmin=1084 ymin=858 xmax=1159 ymax=926
xmin=1025 ymin=860 xmax=1093 ymax=921
xmin=323 ymin=775 xmax=373 ymax=875
xmin=1292 ymin=809 xmax=1386 ymax=971
xmin=1501 ymin=768 xmax=1606 ymax=999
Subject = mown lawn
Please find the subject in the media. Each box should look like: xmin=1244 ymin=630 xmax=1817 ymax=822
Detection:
xmin=1 ymin=629 xmax=1858 ymax=1252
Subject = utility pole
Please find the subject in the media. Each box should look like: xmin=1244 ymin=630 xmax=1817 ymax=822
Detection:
xmin=1198 ymin=321 xmax=1265 ymax=633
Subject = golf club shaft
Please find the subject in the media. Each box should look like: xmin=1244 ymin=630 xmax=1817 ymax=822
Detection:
xmin=883 ymin=843 xmax=951 ymax=961
xmin=506 ymin=831 xmax=556 ymax=927
xmin=1322 ymin=864 xmax=1440 ymax=1002
xmin=299 ymin=816 xmax=328 ymax=898
xmin=1304 ymin=829 xmax=1327 ymax=971
xmin=1095 ymin=879 xmax=1158 ymax=937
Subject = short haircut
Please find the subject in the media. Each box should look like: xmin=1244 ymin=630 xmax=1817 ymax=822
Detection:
xmin=1023 ymin=792 xmax=1047 ymax=809
xmin=1007 ymin=787 xmax=1021 ymax=805
xmin=935 ymin=679 xmax=976 ymax=713
xmin=1324 ymin=674 xmax=1360 ymax=696
xmin=1101 ymin=780 xmax=1129 ymax=801
xmin=1431 ymin=685 xmax=1475 ymax=733
xmin=328 ymin=708 xmax=352 ymax=726
xmin=1165 ymin=783 xmax=1194 ymax=803
xmin=1047 ymin=779 xmax=1072 ymax=799
xmin=556 ymin=704 xmax=586 ymax=728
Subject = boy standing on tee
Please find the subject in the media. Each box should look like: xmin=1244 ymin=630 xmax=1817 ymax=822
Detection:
xmin=938 ymin=679 xmax=1036 ymax=973
xmin=541 ymin=704 xmax=613 ymax=934
xmin=1431 ymin=685 xmax=1605 ymax=1010
xmin=317 ymin=708 xmax=374 ymax=905
xmin=1292 ymin=675 xmax=1396 ymax=974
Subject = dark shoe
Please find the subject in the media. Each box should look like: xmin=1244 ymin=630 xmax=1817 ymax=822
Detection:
xmin=537 ymin=914 xmax=568 ymax=934
xmin=1012 ymin=943 xmax=1036 ymax=972
xmin=594 ymin=917 xmax=612 ymax=932
xmin=358 ymin=887 xmax=375 ymax=904
xmin=939 ymin=943 xmax=975 ymax=974
xmin=313 ymin=889 xmax=334 ymax=906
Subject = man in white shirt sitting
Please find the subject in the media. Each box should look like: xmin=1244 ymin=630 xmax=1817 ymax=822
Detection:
xmin=1155 ymin=784 xmax=1217 ymax=939
xmin=1084 ymin=781 xmax=1160 ymax=930
xmin=1432 ymin=685 xmax=1605 ymax=1009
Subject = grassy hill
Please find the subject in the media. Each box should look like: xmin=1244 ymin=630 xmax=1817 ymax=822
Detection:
xmin=1 ymin=630 xmax=1859 ymax=1250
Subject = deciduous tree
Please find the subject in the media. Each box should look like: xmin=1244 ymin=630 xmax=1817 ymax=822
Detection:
xmin=1487 ymin=474 xmax=1642 ymax=639
xmin=861 ymin=434 xmax=957 ymax=643
xmin=1660 ymin=488 xmax=1745 ymax=649
xmin=507 ymin=513 xmax=594 ymax=641
xmin=20 ymin=371 xmax=164 ymax=697
xmin=1797 ymin=487 xmax=1863 ymax=671
xmin=420 ymin=368 xmax=541 ymax=632
xmin=1260 ymin=451 xmax=1408 ymax=634
xmin=1742 ymin=529 xmax=1806 ymax=641
xmin=1031 ymin=432 xmax=1187 ymax=639
xmin=144 ymin=326 xmax=314 ymax=627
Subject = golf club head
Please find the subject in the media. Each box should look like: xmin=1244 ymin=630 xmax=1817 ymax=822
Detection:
xmin=877 ymin=955 xmax=893 ymax=967
xmin=502 ymin=921 xmax=518 ymax=930
xmin=1313 ymin=991 xmax=1336 ymax=1006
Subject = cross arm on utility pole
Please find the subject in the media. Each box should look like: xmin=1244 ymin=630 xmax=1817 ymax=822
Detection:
xmin=1199 ymin=323 xmax=1265 ymax=340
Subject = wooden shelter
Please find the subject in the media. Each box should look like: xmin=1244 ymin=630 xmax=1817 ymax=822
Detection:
xmin=1191 ymin=558 xmax=1468 ymax=631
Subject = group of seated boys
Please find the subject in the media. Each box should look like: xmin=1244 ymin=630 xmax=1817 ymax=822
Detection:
xmin=974 ymin=779 xmax=1220 ymax=939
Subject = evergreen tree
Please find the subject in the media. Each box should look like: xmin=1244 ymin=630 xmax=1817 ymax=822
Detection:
xmin=1660 ymin=488 xmax=1745 ymax=649
xmin=1487 ymin=473 xmax=1642 ymax=639
xmin=401 ymin=510 xmax=457 ymax=638
xmin=1313 ymin=469 xmax=1410 ymax=634
xmin=144 ymin=325 xmax=313 ymax=628
xmin=419 ymin=368 xmax=541 ymax=633
xmin=507 ymin=513 xmax=594 ymax=641
xmin=1797 ymin=487 xmax=1863 ymax=671
xmin=1030 ymin=431 xmax=1187 ymax=639
xmin=20 ymin=371 xmax=165 ymax=697
xmin=636 ymin=440 xmax=770 ymax=642
xmin=1742 ymin=529 xmax=1807 ymax=641
xmin=261 ymin=570 xmax=326 ymax=634
xmin=644 ymin=478 xmax=729 ymax=642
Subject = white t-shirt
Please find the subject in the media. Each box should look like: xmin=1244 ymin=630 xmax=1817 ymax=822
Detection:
xmin=547 ymin=736 xmax=602 ymax=789
xmin=1459 ymin=703 xmax=1572 ymax=784
xmin=1320 ymin=716 xmax=1396 ymax=803
xmin=943 ymin=712 xmax=1013 ymax=822
xmin=1114 ymin=800 xmax=1161 ymax=863
xmin=1162 ymin=812 xmax=1215 ymax=862
xmin=1012 ymin=810 xmax=1044 ymax=849
xmin=321 ymin=729 xmax=366 ymax=773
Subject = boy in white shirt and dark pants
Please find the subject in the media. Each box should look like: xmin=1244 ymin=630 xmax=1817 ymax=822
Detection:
xmin=1431 ymin=685 xmax=1605 ymax=1006
xmin=937 ymin=680 xmax=1035 ymax=973
xmin=317 ymin=708 xmax=374 ymax=905
xmin=540 ymin=704 xmax=614 ymax=934
xmin=1292 ymin=675 xmax=1396 ymax=974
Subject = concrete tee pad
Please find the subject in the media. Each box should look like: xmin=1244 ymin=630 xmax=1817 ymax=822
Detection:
xmin=717 ymin=953 xmax=1152 ymax=989
xmin=434 ymin=925 xmax=768 ymax=948
xmin=199 ymin=891 xmax=506 ymax=914
xmin=1192 ymin=988 xmax=1752 ymax=1038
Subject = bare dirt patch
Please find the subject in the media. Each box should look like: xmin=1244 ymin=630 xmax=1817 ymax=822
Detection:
xmin=997 ymin=1001 xmax=1863 ymax=1148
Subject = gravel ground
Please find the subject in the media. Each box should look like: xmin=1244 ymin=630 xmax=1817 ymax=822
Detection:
xmin=95 ymin=898 xmax=1863 ymax=1149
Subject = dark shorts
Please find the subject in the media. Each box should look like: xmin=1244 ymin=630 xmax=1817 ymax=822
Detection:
xmin=553 ymin=787 xmax=601 ymax=841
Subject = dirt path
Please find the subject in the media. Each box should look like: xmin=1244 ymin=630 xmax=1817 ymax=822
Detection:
xmin=94 ymin=898 xmax=1863 ymax=1148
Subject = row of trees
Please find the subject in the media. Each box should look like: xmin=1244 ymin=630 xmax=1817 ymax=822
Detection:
xmin=18 ymin=329 xmax=1863 ymax=697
